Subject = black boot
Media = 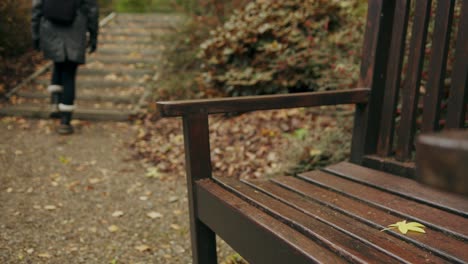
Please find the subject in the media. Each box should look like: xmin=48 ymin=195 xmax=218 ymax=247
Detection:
xmin=58 ymin=112 xmax=74 ymax=135
xmin=49 ymin=92 xmax=62 ymax=119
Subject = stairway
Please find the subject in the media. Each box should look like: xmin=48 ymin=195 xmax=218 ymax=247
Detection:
xmin=0 ymin=13 xmax=179 ymax=121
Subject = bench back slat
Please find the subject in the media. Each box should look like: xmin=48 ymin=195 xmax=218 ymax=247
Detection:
xmin=395 ymin=0 xmax=433 ymax=161
xmin=350 ymin=0 xmax=396 ymax=163
xmin=446 ymin=0 xmax=468 ymax=129
xmin=354 ymin=0 xmax=467 ymax=175
xmin=377 ymin=0 xmax=412 ymax=156
xmin=422 ymin=0 xmax=456 ymax=132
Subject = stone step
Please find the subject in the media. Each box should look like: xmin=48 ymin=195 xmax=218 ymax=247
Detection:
xmin=99 ymin=35 xmax=153 ymax=42
xmin=100 ymin=32 xmax=157 ymax=38
xmin=20 ymin=84 xmax=145 ymax=98
xmin=85 ymin=60 xmax=157 ymax=70
xmin=96 ymin=48 xmax=161 ymax=56
xmin=8 ymin=96 xmax=137 ymax=111
xmin=34 ymin=79 xmax=147 ymax=88
xmin=100 ymin=29 xmax=172 ymax=38
xmin=102 ymin=26 xmax=176 ymax=33
xmin=16 ymin=91 xmax=139 ymax=104
xmin=99 ymin=39 xmax=154 ymax=45
xmin=98 ymin=44 xmax=164 ymax=51
xmin=0 ymin=105 xmax=135 ymax=121
xmin=36 ymin=71 xmax=141 ymax=82
xmin=78 ymin=67 xmax=153 ymax=77
xmin=113 ymin=16 xmax=180 ymax=24
xmin=89 ymin=56 xmax=157 ymax=65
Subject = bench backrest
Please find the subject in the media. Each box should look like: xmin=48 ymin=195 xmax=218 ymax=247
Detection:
xmin=350 ymin=0 xmax=467 ymax=177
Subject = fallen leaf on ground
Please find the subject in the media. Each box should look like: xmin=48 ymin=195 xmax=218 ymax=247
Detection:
xmin=173 ymin=210 xmax=183 ymax=215
xmin=381 ymin=220 xmax=426 ymax=234
xmin=44 ymin=205 xmax=57 ymax=211
xmin=170 ymin=224 xmax=181 ymax=230
xmin=147 ymin=212 xmax=163 ymax=219
xmin=168 ymin=196 xmax=179 ymax=203
xmin=145 ymin=167 xmax=162 ymax=178
xmin=112 ymin=211 xmax=124 ymax=217
xmin=38 ymin=252 xmax=52 ymax=258
xmin=135 ymin=244 xmax=151 ymax=252
xmin=59 ymin=156 xmax=71 ymax=165
xmin=89 ymin=178 xmax=102 ymax=184
xmin=108 ymin=225 xmax=119 ymax=232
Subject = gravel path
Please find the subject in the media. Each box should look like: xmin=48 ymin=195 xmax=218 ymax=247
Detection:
xmin=0 ymin=118 xmax=234 ymax=264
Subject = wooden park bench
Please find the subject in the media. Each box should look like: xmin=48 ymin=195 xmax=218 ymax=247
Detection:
xmin=157 ymin=0 xmax=467 ymax=263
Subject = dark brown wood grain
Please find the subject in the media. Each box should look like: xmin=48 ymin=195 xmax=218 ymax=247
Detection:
xmin=422 ymin=0 xmax=455 ymax=132
xmin=362 ymin=155 xmax=416 ymax=178
xmin=377 ymin=0 xmax=411 ymax=156
xmin=298 ymin=170 xmax=468 ymax=239
xmin=196 ymin=179 xmax=345 ymax=264
xmin=182 ymin=114 xmax=217 ymax=264
xmin=351 ymin=0 xmax=396 ymax=163
xmin=243 ymin=179 xmax=451 ymax=263
xmin=270 ymin=175 xmax=468 ymax=263
xmin=325 ymin=162 xmax=468 ymax=216
xmin=396 ymin=0 xmax=432 ymax=161
xmin=214 ymin=178 xmax=402 ymax=264
xmin=446 ymin=0 xmax=468 ymax=129
xmin=157 ymin=88 xmax=369 ymax=117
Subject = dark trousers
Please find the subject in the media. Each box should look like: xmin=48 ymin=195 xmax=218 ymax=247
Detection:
xmin=51 ymin=61 xmax=78 ymax=106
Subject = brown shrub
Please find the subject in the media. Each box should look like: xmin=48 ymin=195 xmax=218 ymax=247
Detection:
xmin=197 ymin=0 xmax=366 ymax=97
xmin=0 ymin=0 xmax=32 ymax=58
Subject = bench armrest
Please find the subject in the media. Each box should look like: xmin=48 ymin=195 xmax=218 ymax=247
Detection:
xmin=157 ymin=88 xmax=370 ymax=117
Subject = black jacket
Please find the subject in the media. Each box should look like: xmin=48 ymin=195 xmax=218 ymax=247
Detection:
xmin=32 ymin=0 xmax=99 ymax=64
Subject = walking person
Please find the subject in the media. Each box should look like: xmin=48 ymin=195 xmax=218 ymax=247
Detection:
xmin=32 ymin=0 xmax=99 ymax=134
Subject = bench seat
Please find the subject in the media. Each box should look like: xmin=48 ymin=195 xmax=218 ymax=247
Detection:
xmin=197 ymin=162 xmax=468 ymax=263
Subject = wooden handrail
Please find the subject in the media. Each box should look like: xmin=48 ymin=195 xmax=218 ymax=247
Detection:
xmin=157 ymin=88 xmax=370 ymax=117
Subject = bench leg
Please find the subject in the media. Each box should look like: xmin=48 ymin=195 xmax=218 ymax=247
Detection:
xmin=183 ymin=113 xmax=218 ymax=264
xmin=189 ymin=217 xmax=217 ymax=264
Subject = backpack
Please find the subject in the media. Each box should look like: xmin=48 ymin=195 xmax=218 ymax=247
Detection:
xmin=42 ymin=0 xmax=79 ymax=25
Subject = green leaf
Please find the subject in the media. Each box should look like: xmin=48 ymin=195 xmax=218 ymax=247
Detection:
xmin=293 ymin=128 xmax=308 ymax=140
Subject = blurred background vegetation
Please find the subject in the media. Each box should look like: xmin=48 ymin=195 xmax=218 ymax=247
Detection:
xmin=0 ymin=0 xmax=366 ymax=96
xmin=0 ymin=0 xmax=366 ymax=173
xmin=154 ymin=0 xmax=366 ymax=101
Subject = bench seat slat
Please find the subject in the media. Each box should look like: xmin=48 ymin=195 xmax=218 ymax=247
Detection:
xmin=298 ymin=170 xmax=468 ymax=240
xmin=213 ymin=177 xmax=411 ymax=264
xmin=239 ymin=178 xmax=448 ymax=263
xmin=195 ymin=179 xmax=345 ymax=264
xmin=325 ymin=162 xmax=468 ymax=215
xmin=271 ymin=175 xmax=468 ymax=263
